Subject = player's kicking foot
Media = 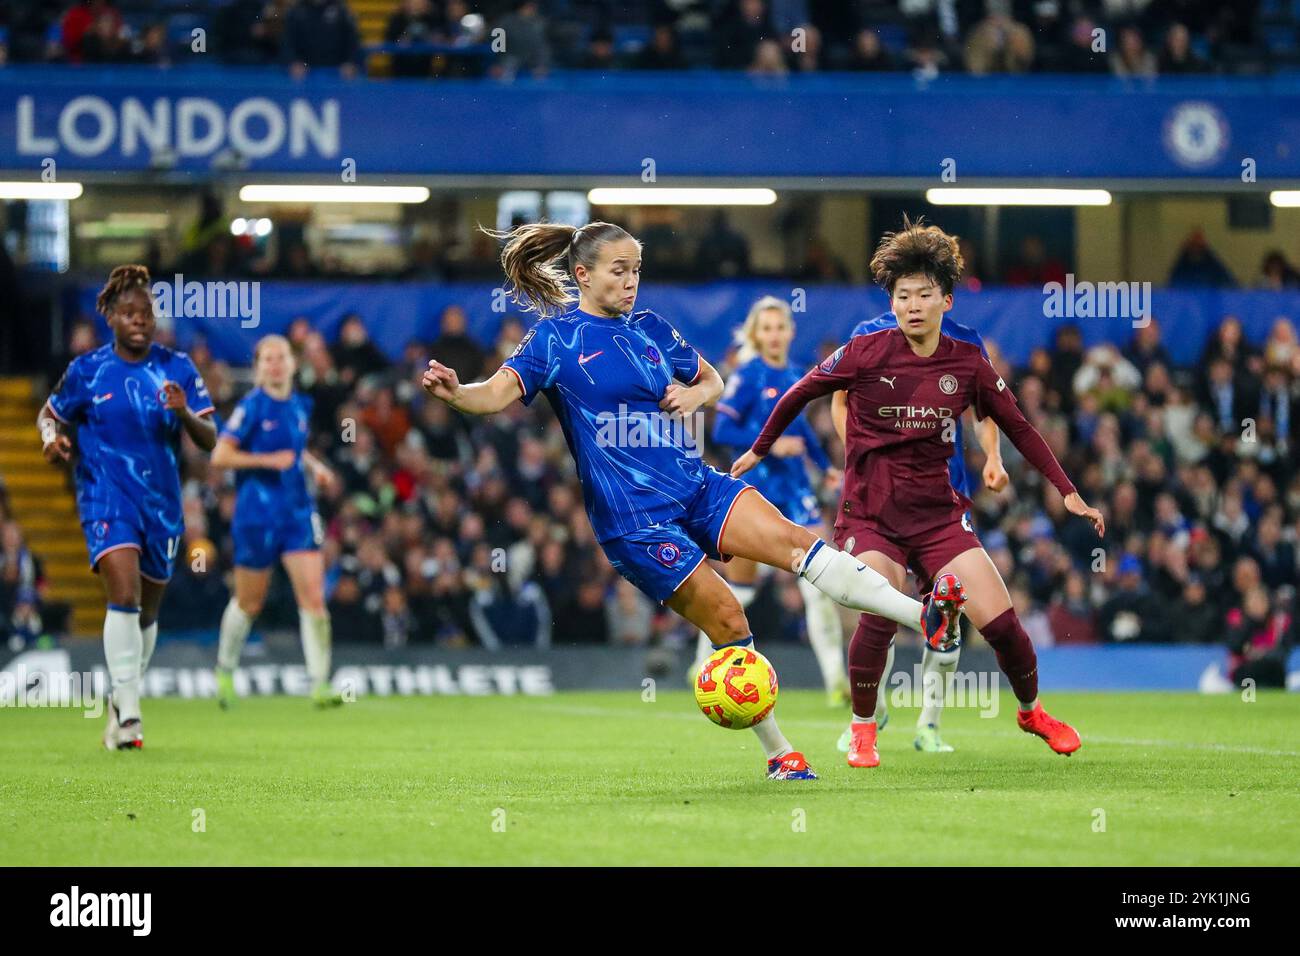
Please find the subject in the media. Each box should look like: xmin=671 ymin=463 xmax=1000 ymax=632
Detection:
xmin=311 ymin=681 xmax=344 ymax=708
xmin=767 ymin=751 xmax=818 ymax=780
xmin=914 ymin=723 xmax=954 ymax=752
xmin=845 ymin=722 xmax=880 ymax=768
xmin=1017 ymin=702 xmax=1081 ymax=755
xmin=216 ymin=668 xmax=236 ymax=710
xmin=838 ymin=707 xmax=886 ymax=752
xmin=103 ymin=703 xmax=142 ymax=750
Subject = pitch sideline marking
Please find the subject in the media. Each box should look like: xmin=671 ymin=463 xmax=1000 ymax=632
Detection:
xmin=535 ymin=703 xmax=1300 ymax=759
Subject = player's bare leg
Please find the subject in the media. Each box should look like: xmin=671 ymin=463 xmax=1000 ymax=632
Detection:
xmin=215 ymin=567 xmax=270 ymax=709
xmin=717 ymin=490 xmax=937 ymax=635
xmin=284 ymin=550 xmax=342 ymax=707
xmin=689 ymin=556 xmax=758 ymax=684
xmin=667 ymin=559 xmax=816 ymax=780
xmin=938 ymin=547 xmax=1081 ymax=755
xmin=97 ymin=547 xmax=145 ymax=749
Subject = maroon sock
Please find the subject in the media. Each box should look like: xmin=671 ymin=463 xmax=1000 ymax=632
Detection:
xmin=980 ymin=607 xmax=1039 ymax=704
xmin=847 ymin=613 xmax=897 ymax=718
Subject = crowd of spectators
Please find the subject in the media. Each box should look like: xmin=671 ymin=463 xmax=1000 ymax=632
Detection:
xmin=0 ymin=1 xmax=1287 ymax=79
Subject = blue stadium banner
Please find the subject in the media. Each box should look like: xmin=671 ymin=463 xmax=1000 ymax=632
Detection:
xmin=3 ymin=67 xmax=1300 ymax=179
xmin=76 ymin=281 xmax=1300 ymax=369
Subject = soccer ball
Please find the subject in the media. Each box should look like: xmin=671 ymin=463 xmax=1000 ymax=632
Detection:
xmin=694 ymin=645 xmax=778 ymax=729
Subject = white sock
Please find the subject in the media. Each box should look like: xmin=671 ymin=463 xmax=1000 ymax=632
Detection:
xmin=217 ymin=599 xmax=253 ymax=672
xmin=797 ymin=541 xmax=922 ymax=629
xmin=918 ymin=645 xmax=960 ymax=727
xmin=104 ymin=606 xmax=143 ymax=722
xmin=851 ymin=713 xmax=876 ymax=724
xmin=797 ymin=577 xmax=846 ymax=693
xmin=875 ymin=640 xmax=895 ymax=723
xmin=693 ymin=583 xmax=756 ymax=671
xmin=752 ymin=713 xmax=793 ymax=760
xmin=1019 ymin=698 xmax=1038 ymax=713
xmin=140 ymin=621 xmax=158 ymax=675
xmin=299 ymin=609 xmax=332 ymax=686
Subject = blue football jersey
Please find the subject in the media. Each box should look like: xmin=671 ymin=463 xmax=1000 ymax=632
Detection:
xmin=501 ymin=307 xmax=713 ymax=543
xmin=850 ymin=312 xmax=990 ymax=498
xmin=219 ymin=388 xmax=315 ymax=522
xmin=47 ymin=343 xmax=213 ymax=533
xmin=713 ymin=354 xmax=828 ymax=504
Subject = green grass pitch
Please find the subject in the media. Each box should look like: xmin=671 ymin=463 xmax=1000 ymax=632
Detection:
xmin=2 ymin=690 xmax=1297 ymax=866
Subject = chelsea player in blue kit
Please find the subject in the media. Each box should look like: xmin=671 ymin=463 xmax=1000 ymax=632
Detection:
xmin=419 ymin=221 xmax=963 ymax=781
xmin=38 ymin=265 xmax=218 ymax=749
xmin=211 ymin=335 xmax=343 ymax=709
xmin=699 ymin=295 xmax=848 ymax=704
xmin=831 ymin=310 xmax=1010 ymax=754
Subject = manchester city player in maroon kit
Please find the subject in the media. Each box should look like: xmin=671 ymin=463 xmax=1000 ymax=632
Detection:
xmin=733 ymin=219 xmax=1104 ymax=768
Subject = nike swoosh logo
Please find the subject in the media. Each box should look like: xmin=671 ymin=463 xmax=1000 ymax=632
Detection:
xmin=578 ymin=351 xmax=603 ymax=365
xmin=93 ymin=393 xmax=112 ymax=404
xmin=855 ymin=564 xmax=866 ymax=572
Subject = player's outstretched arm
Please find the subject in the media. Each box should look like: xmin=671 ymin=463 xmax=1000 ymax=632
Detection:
xmin=976 ymin=365 xmax=1104 ymax=536
xmin=422 ymin=361 xmax=521 ymax=415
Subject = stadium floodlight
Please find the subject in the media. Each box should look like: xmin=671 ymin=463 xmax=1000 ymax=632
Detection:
xmin=925 ymin=188 xmax=1112 ymax=206
xmin=587 ymin=187 xmax=778 ymax=206
xmin=0 ymin=181 xmax=83 ymax=200
xmin=1269 ymin=191 xmax=1300 ymax=207
xmin=238 ymin=185 xmax=430 ymax=204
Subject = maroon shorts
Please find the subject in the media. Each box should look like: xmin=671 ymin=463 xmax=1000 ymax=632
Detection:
xmin=833 ymin=509 xmax=982 ymax=587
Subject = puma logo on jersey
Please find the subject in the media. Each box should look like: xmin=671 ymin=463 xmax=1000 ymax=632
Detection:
xmin=879 ymin=376 xmax=897 ymax=388
xmin=578 ymin=351 xmax=604 ymax=365
xmin=92 ymin=393 xmax=113 ymax=404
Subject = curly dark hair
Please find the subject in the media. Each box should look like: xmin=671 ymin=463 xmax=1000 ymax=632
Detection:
xmin=869 ymin=216 xmax=964 ymax=296
xmin=96 ymin=264 xmax=152 ymax=317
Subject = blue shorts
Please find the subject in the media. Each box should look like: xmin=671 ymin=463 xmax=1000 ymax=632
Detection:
xmin=602 ymin=468 xmax=753 ymax=603
xmin=83 ymin=516 xmax=178 ymax=583
xmin=233 ymin=511 xmax=322 ymax=569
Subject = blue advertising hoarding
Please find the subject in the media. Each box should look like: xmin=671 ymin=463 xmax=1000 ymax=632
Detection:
xmin=3 ymin=67 xmax=1300 ymax=179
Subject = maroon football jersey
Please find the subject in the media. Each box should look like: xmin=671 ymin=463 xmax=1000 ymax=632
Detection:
xmin=753 ymin=327 xmax=1076 ymax=538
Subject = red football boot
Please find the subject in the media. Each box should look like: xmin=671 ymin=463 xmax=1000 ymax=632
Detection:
xmin=1017 ymin=702 xmax=1082 ymax=755
xmin=767 ymin=751 xmax=818 ymax=780
xmin=845 ymin=722 xmax=880 ymax=768
xmin=921 ymin=573 xmax=967 ymax=652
